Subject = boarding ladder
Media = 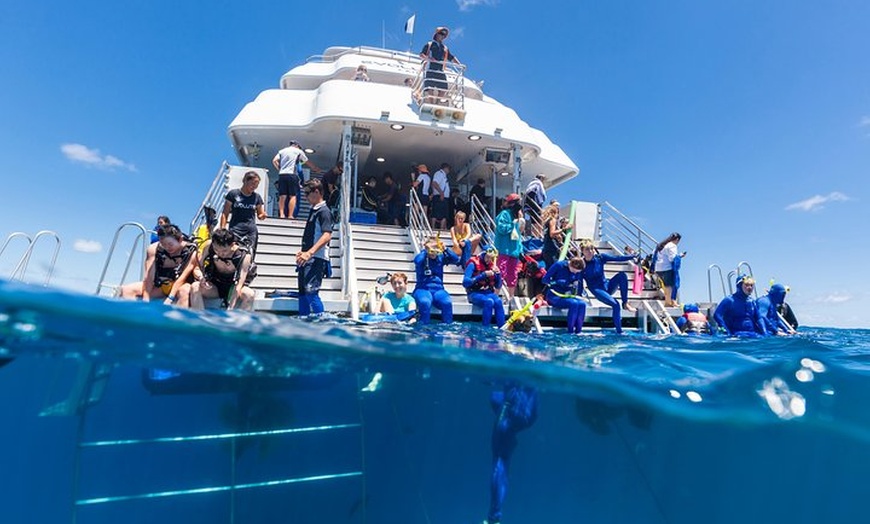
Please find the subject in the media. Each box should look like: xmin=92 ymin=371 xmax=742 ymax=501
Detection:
xmin=1 ymin=230 xmax=62 ymax=285
xmin=707 ymin=261 xmax=796 ymax=334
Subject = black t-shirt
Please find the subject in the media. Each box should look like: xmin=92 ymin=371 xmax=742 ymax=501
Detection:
xmin=470 ymin=184 xmax=487 ymax=204
xmin=420 ymin=41 xmax=457 ymax=71
xmin=302 ymin=202 xmax=334 ymax=259
xmin=323 ymin=169 xmax=340 ymax=194
xmin=225 ymin=189 xmax=263 ymax=237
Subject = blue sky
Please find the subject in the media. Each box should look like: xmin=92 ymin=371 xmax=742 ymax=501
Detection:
xmin=1 ymin=1 xmax=868 ymax=327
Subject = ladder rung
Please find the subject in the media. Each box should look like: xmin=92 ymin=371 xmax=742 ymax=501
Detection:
xmin=80 ymin=422 xmax=361 ymax=448
xmin=76 ymin=471 xmax=363 ymax=506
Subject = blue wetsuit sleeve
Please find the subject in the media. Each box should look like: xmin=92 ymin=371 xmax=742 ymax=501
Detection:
xmin=494 ymin=272 xmax=503 ymax=289
xmin=445 ymin=249 xmax=461 ymax=266
xmin=542 ymin=264 xmax=555 ymax=286
xmin=414 ymin=251 xmax=425 ymax=265
xmin=462 ymin=263 xmax=476 ymax=289
xmin=600 ymin=253 xmax=635 ymax=263
xmin=713 ymin=300 xmax=731 ymax=335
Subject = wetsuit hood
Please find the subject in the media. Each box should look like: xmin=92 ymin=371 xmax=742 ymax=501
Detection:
xmin=768 ymin=284 xmax=787 ymax=305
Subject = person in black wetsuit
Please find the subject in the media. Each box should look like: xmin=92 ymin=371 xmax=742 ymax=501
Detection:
xmin=484 ymin=382 xmax=538 ymax=524
xmin=190 ymin=228 xmax=256 ymax=310
xmin=118 ymin=224 xmax=197 ymax=307
xmin=221 ymin=171 xmax=266 ymax=256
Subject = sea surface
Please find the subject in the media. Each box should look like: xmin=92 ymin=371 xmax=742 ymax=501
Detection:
xmin=1 ymin=278 xmax=868 ymax=524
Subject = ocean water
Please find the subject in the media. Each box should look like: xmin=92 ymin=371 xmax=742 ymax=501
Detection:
xmin=1 ymin=278 xmax=868 ymax=524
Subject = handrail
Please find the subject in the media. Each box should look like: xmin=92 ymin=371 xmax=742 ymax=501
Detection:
xmin=339 ymin=138 xmax=359 ymax=319
xmin=598 ymin=201 xmax=658 ymax=256
xmin=95 ymin=223 xmax=149 ymax=297
xmin=407 ymin=189 xmax=433 ymax=253
xmin=523 ymin=198 xmax=543 ymax=239
xmin=469 ymin=194 xmax=495 ymax=248
xmin=411 ymin=59 xmax=467 ymax=110
xmin=306 ymin=46 xmax=421 ymax=65
xmin=640 ymin=300 xmax=669 ymax=334
xmin=0 ymin=232 xmax=32 ymax=262
xmin=10 ymin=230 xmax=62 ymax=286
xmin=707 ymin=264 xmax=728 ymax=302
xmin=189 ymin=161 xmax=231 ymax=238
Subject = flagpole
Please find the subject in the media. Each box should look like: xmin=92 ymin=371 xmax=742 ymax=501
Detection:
xmin=382 ymin=20 xmax=386 ymax=49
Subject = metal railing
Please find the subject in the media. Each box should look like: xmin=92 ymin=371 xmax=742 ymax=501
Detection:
xmin=523 ymin=198 xmax=544 ymax=239
xmin=410 ymin=59 xmax=467 ymax=110
xmin=407 ymin=189 xmax=433 ymax=253
xmin=468 ymin=194 xmax=495 ymax=248
xmin=0 ymin=232 xmax=32 ymax=267
xmin=189 ymin=161 xmax=231 ymax=238
xmin=707 ymin=264 xmax=728 ymax=303
xmin=95 ymin=223 xmax=149 ymax=297
xmin=598 ymin=201 xmax=658 ymax=256
xmin=305 ymin=46 xmax=421 ymax=65
xmin=9 ymin=230 xmax=61 ymax=286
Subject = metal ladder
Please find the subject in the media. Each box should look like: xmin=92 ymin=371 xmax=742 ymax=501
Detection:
xmin=1 ymin=230 xmax=62 ymax=285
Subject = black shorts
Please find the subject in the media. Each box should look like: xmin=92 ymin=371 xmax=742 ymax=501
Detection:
xmin=298 ymin=257 xmax=329 ymax=295
xmin=277 ymin=173 xmax=301 ymax=196
xmin=431 ymin=196 xmax=449 ymax=219
xmin=419 ymin=194 xmax=430 ymax=207
xmin=658 ymin=270 xmax=675 ymax=287
xmin=423 ymin=70 xmax=448 ymax=91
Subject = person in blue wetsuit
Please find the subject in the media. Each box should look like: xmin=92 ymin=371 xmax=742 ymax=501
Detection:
xmin=579 ymin=240 xmax=637 ymax=334
xmin=485 ymin=382 xmax=538 ymax=524
xmin=542 ymin=256 xmax=587 ymax=334
xmin=757 ymin=283 xmax=790 ymax=335
xmin=463 ymin=246 xmax=505 ymax=327
xmin=713 ymin=275 xmax=765 ymax=337
xmin=412 ymin=237 xmax=460 ymax=324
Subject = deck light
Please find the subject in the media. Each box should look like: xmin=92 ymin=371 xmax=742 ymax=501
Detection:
xmin=304 ymin=148 xmax=315 ymax=154
xmin=376 ymin=157 xmax=386 ymax=163
xmin=499 ymin=171 xmax=510 ymax=177
xmin=390 ymin=124 xmax=405 ymax=131
xmin=468 ymin=135 xmax=481 ymax=141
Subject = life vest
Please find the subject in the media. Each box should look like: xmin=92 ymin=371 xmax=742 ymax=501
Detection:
xmin=202 ymin=245 xmax=254 ymax=286
xmin=467 ymin=256 xmax=496 ymax=292
xmin=153 ymin=243 xmax=196 ymax=286
xmin=682 ymin=311 xmax=710 ymax=334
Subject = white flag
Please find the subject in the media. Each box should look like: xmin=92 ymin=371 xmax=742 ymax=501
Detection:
xmin=404 ymin=14 xmax=416 ymax=34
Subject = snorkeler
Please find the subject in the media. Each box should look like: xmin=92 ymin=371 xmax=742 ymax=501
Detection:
xmin=541 ymin=256 xmax=587 ymax=334
xmin=757 ymin=283 xmax=792 ymax=335
xmin=579 ymin=240 xmax=637 ymax=334
xmin=463 ymin=246 xmax=505 ymax=327
xmin=676 ymin=303 xmax=712 ymax=335
xmin=412 ymin=236 xmax=460 ymax=324
xmin=484 ymin=382 xmax=538 ymax=524
xmin=713 ymin=275 xmax=765 ymax=337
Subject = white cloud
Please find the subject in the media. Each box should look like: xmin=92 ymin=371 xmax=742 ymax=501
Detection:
xmin=814 ymin=293 xmax=852 ymax=304
xmin=73 ymin=239 xmax=103 ymax=253
xmin=451 ymin=26 xmax=466 ymax=38
xmin=859 ymin=116 xmax=870 ymax=127
xmin=457 ymin=0 xmax=498 ymax=12
xmin=61 ymin=143 xmax=137 ymax=172
xmin=784 ymin=192 xmax=850 ymax=212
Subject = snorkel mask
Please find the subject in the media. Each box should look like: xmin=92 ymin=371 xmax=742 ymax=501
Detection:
xmin=426 ymin=235 xmax=445 ymax=257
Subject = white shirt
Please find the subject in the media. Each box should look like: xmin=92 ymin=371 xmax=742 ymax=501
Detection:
xmin=417 ymin=172 xmax=432 ymax=195
xmin=432 ymin=169 xmax=450 ymax=198
xmin=655 ymin=242 xmax=678 ymax=272
xmin=274 ymin=146 xmax=308 ymax=175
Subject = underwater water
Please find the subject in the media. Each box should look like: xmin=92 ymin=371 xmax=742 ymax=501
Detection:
xmin=1 ymin=278 xmax=869 ymax=524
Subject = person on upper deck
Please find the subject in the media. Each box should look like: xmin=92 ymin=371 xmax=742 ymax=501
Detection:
xmin=221 ymin=171 xmax=267 ymax=256
xmin=579 ymin=240 xmax=637 ymax=335
xmin=463 ymin=246 xmax=505 ymax=327
xmin=412 ymin=236 xmax=460 ymax=324
xmin=353 ymin=64 xmax=370 ymax=82
xmin=713 ymin=274 xmax=765 ymax=337
xmin=420 ymin=27 xmax=461 ymax=105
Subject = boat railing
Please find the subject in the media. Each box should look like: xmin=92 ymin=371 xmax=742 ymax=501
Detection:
xmin=408 ymin=189 xmax=433 ymax=253
xmin=598 ymin=201 xmax=658 ymax=256
xmin=189 ymin=161 xmax=231 ymax=237
xmin=305 ymin=45 xmax=421 ymax=65
xmin=707 ymin=264 xmax=728 ymax=303
xmin=339 ymin=139 xmax=360 ymax=318
xmin=523 ymin=198 xmax=544 ymax=239
xmin=469 ymin=194 xmax=495 ymax=247
xmin=411 ymin=59 xmax=467 ymax=111
xmin=8 ymin=230 xmax=61 ymax=286
xmin=0 ymin=232 xmax=32 ymax=269
xmin=95 ymin=223 xmax=149 ymax=297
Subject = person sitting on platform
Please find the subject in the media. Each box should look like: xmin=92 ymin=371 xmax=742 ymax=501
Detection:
xmin=579 ymin=240 xmax=637 ymax=335
xmin=378 ymin=272 xmax=417 ymax=319
xmin=190 ymin=228 xmax=255 ymax=311
xmin=450 ymin=210 xmax=482 ymax=266
xmin=542 ymin=256 xmax=587 ymax=334
xmin=713 ymin=274 xmax=765 ymax=337
xmin=412 ymin=236 xmax=460 ymax=324
xmin=463 ymin=246 xmax=505 ymax=327
xmin=676 ymin=303 xmax=712 ymax=335
xmin=119 ymin=224 xmax=197 ymax=307
xmin=757 ymin=283 xmax=792 ymax=335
